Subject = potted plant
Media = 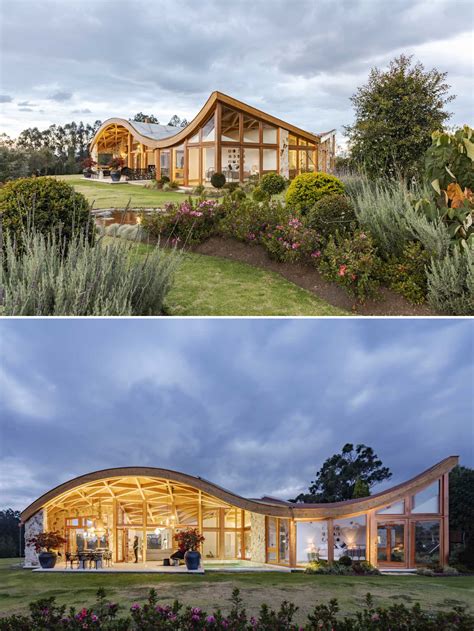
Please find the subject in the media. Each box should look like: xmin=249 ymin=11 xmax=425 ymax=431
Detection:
xmin=174 ymin=528 xmax=205 ymax=571
xmin=109 ymin=157 xmax=125 ymax=182
xmin=82 ymin=157 xmax=97 ymax=178
xmin=28 ymin=530 xmax=67 ymax=569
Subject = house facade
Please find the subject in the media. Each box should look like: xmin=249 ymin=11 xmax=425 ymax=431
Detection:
xmin=89 ymin=92 xmax=336 ymax=185
xmin=21 ymin=456 xmax=456 ymax=570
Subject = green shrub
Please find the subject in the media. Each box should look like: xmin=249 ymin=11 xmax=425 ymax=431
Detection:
xmin=192 ymin=184 xmax=205 ymax=196
xmin=320 ymin=230 xmax=383 ymax=300
xmin=426 ymin=247 xmax=474 ymax=315
xmin=306 ymin=193 xmax=357 ymax=238
xmin=210 ymin=172 xmax=226 ymax=189
xmin=339 ymin=173 xmax=370 ymax=202
xmin=223 ymin=181 xmax=240 ymax=193
xmin=0 ymin=176 xmax=94 ymax=246
xmin=383 ymin=242 xmax=431 ymax=304
xmin=252 ymin=186 xmax=270 ymax=202
xmin=160 ymin=175 xmax=170 ymax=184
xmin=169 ymin=180 xmax=179 ymax=190
xmin=260 ymin=172 xmax=286 ymax=196
xmin=218 ymin=198 xmax=290 ymax=244
xmin=1 ymin=229 xmax=179 ymax=316
xmin=338 ymin=555 xmax=353 ymax=567
xmin=262 ymin=216 xmax=322 ymax=264
xmin=162 ymin=183 xmax=171 ymax=192
xmin=286 ymin=172 xmax=344 ymax=214
xmin=229 ymin=187 xmax=246 ymax=201
xmin=141 ymin=198 xmax=222 ymax=245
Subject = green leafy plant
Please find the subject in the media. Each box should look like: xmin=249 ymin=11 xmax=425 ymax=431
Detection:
xmin=306 ymin=193 xmax=357 ymax=239
xmin=382 ymin=241 xmax=431 ymax=304
xmin=218 ymin=197 xmax=290 ymax=244
xmin=426 ymin=247 xmax=474 ymax=315
xmin=0 ymin=176 xmax=95 ymax=247
xmin=320 ymin=230 xmax=383 ymax=301
xmin=260 ymin=172 xmax=286 ymax=197
xmin=252 ymin=186 xmax=270 ymax=202
xmin=1 ymin=228 xmax=179 ymax=316
xmin=211 ymin=172 xmax=226 ymax=189
xmin=285 ymin=172 xmax=344 ymax=214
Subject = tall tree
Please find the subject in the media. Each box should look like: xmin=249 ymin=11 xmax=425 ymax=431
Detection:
xmin=131 ymin=112 xmax=159 ymax=124
xmin=168 ymin=114 xmax=182 ymax=127
xmin=345 ymin=54 xmax=454 ymax=180
xmin=0 ymin=509 xmax=23 ymax=558
xmin=450 ymin=465 xmax=474 ymax=545
xmin=292 ymin=444 xmax=392 ymax=503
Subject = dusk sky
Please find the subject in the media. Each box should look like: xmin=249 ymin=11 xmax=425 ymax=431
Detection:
xmin=1 ymin=0 xmax=473 ymax=145
xmin=1 ymin=318 xmax=472 ymax=511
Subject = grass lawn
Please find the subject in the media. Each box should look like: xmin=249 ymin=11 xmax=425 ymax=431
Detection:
xmin=1 ymin=559 xmax=473 ymax=623
xmin=128 ymin=242 xmax=346 ymax=316
xmin=56 ymin=175 xmax=196 ymax=208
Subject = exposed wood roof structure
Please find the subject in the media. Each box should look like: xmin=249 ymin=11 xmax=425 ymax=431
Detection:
xmin=21 ymin=456 xmax=458 ymax=523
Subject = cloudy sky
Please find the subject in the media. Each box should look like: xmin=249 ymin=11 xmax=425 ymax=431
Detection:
xmin=0 ymin=0 xmax=473 ymax=145
xmin=1 ymin=318 xmax=472 ymax=511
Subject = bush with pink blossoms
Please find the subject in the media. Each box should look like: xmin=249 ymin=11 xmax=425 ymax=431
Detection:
xmin=0 ymin=588 xmax=472 ymax=630
xmin=319 ymin=229 xmax=383 ymax=300
xmin=262 ymin=216 xmax=322 ymax=264
xmin=141 ymin=198 xmax=223 ymax=245
xmin=218 ymin=197 xmax=291 ymax=244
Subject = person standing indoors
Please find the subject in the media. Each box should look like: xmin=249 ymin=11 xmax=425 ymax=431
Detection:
xmin=133 ymin=536 xmax=139 ymax=563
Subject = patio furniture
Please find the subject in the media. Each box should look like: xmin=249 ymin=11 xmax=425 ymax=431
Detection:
xmin=163 ymin=558 xmax=170 ymax=566
xmin=65 ymin=552 xmax=79 ymax=569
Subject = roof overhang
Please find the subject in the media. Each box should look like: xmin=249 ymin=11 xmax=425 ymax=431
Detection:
xmin=21 ymin=456 xmax=458 ymax=523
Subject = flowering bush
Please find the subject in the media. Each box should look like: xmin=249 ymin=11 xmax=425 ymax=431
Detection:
xmin=218 ymin=198 xmax=291 ymax=244
xmin=262 ymin=216 xmax=322 ymax=264
xmin=174 ymin=528 xmax=205 ymax=552
xmin=320 ymin=230 xmax=383 ymax=300
xmin=1 ymin=588 xmax=472 ymax=630
xmin=141 ymin=198 xmax=222 ymax=245
xmin=305 ymin=559 xmax=380 ymax=576
xmin=27 ymin=530 xmax=66 ymax=552
xmin=382 ymin=241 xmax=431 ymax=304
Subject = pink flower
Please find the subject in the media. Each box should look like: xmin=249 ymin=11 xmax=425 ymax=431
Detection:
xmin=371 ymin=613 xmax=380 ymax=621
xmin=292 ymin=242 xmax=300 ymax=249
xmin=91 ymin=614 xmax=98 ymax=622
xmin=338 ymin=265 xmax=347 ymax=276
xmin=130 ymin=603 xmax=140 ymax=612
xmin=206 ymin=615 xmax=216 ymax=624
xmin=311 ymin=250 xmax=321 ymax=258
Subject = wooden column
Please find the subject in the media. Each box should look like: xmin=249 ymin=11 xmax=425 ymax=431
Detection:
xmin=142 ymin=501 xmax=147 ymax=564
xmin=215 ymin=103 xmax=222 ymax=173
xmin=127 ymin=133 xmax=132 ymax=168
xmin=442 ymin=473 xmax=450 ymax=565
xmin=289 ymin=518 xmax=296 ymax=567
xmin=219 ymin=508 xmax=225 ymax=559
xmin=155 ymin=149 xmax=160 ymax=180
xmin=327 ymin=518 xmax=334 ymax=563
xmin=113 ymin=500 xmax=118 ymax=563
xmin=184 ymin=140 xmax=188 ymax=186
xmin=198 ymin=491 xmax=203 ymax=554
xmin=198 ymin=146 xmax=203 ymax=186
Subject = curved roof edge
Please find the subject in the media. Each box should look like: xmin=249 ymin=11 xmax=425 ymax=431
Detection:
xmin=21 ymin=456 xmax=458 ymax=523
xmin=90 ymin=91 xmax=323 ymax=151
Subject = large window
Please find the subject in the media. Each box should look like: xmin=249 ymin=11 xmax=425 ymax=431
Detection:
xmin=377 ymin=523 xmax=405 ymax=564
xmin=188 ymin=147 xmax=199 ymax=184
xmin=202 ymin=531 xmax=218 ymax=559
xmin=221 ymin=106 xmax=240 ymax=142
xmin=412 ymin=482 xmax=439 ymax=514
xmin=243 ymin=147 xmax=259 ymax=180
xmin=296 ymin=521 xmax=328 ymax=564
xmin=262 ymin=148 xmax=277 ymax=172
xmin=160 ymin=150 xmax=170 ymax=178
xmin=279 ymin=519 xmax=289 ymax=564
xmin=262 ymin=122 xmax=277 ymax=144
xmin=267 ymin=517 xmax=290 ymax=564
xmin=202 ymin=115 xmax=215 ymax=142
xmin=334 ymin=516 xmax=366 ymax=561
xmin=414 ymin=521 xmax=440 ymax=565
xmin=222 ymin=147 xmax=240 ymax=181
xmin=267 ymin=518 xmax=277 ymax=562
xmin=243 ymin=115 xmax=259 ymax=143
xmin=377 ymin=501 xmax=405 ymax=515
xmin=202 ymin=147 xmax=215 ymax=182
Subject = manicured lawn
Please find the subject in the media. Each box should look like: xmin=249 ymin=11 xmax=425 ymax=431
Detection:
xmin=56 ymin=175 xmax=197 ymax=208
xmin=128 ymin=242 xmax=346 ymax=316
xmin=1 ymin=559 xmax=473 ymax=622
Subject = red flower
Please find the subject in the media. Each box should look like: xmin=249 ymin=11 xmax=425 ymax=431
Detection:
xmin=338 ymin=265 xmax=347 ymax=277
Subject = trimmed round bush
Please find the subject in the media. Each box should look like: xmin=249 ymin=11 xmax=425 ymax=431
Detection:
xmin=338 ymin=555 xmax=353 ymax=567
xmin=306 ymin=193 xmax=357 ymax=238
xmin=252 ymin=186 xmax=270 ymax=202
xmin=211 ymin=172 xmax=226 ymax=189
xmin=286 ymin=172 xmax=345 ymax=214
xmin=1 ymin=176 xmax=94 ymax=245
xmin=260 ymin=172 xmax=286 ymax=196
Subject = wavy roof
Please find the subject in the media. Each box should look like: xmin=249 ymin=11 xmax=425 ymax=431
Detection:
xmin=21 ymin=456 xmax=457 ymax=522
xmin=90 ymin=91 xmax=326 ymax=151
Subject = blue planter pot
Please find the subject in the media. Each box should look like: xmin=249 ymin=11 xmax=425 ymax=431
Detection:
xmin=184 ymin=550 xmax=201 ymax=571
xmin=38 ymin=551 xmax=57 ymax=569
xmin=110 ymin=170 xmax=121 ymax=182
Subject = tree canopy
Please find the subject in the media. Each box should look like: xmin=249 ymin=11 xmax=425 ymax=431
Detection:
xmin=450 ymin=465 xmax=474 ymax=544
xmin=345 ymin=54 xmax=454 ymax=180
xmin=292 ymin=443 xmax=392 ymax=503
xmin=131 ymin=112 xmax=160 ymax=124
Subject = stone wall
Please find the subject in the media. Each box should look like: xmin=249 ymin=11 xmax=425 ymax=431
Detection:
xmin=250 ymin=512 xmax=266 ymax=563
xmin=24 ymin=509 xmax=46 ymax=567
xmin=279 ymin=128 xmax=289 ymax=179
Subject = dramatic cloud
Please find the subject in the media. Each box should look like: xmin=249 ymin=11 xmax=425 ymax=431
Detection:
xmin=0 ymin=95 xmax=13 ymax=103
xmin=0 ymin=0 xmax=472 ymax=140
xmin=0 ymin=319 xmax=472 ymax=510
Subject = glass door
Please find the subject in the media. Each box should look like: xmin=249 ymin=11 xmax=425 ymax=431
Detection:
xmin=377 ymin=522 xmax=406 ymax=565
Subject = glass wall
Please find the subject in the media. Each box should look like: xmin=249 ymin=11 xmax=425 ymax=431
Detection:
xmin=202 ymin=531 xmax=218 ymax=559
xmin=221 ymin=106 xmax=240 ymax=142
xmin=262 ymin=122 xmax=277 ymax=144
xmin=267 ymin=517 xmax=277 ymax=562
xmin=266 ymin=517 xmax=290 ymax=564
xmin=279 ymin=519 xmax=289 ymax=564
xmin=414 ymin=521 xmax=440 ymax=565
xmin=188 ymin=147 xmax=200 ymax=184
xmin=222 ymin=147 xmax=240 ymax=181
xmin=202 ymin=147 xmax=215 ymax=182
xmin=296 ymin=521 xmax=328 ymax=564
xmin=333 ymin=516 xmax=366 ymax=561
xmin=173 ymin=146 xmax=185 ymax=182
xmin=262 ymin=148 xmax=277 ymax=173
xmin=160 ymin=150 xmax=170 ymax=178
xmin=377 ymin=501 xmax=405 ymax=515
xmin=243 ymin=115 xmax=259 ymax=143
xmin=243 ymin=148 xmax=260 ymax=180
xmin=412 ymin=482 xmax=439 ymax=513
xmin=377 ymin=523 xmax=405 ymax=563
xmin=202 ymin=115 xmax=215 ymax=142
